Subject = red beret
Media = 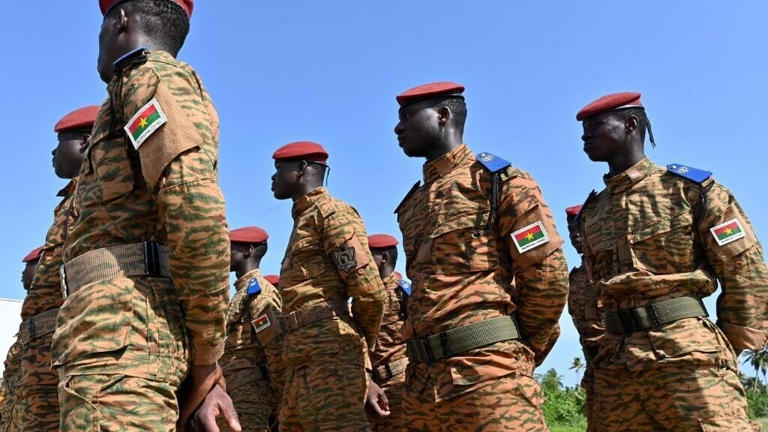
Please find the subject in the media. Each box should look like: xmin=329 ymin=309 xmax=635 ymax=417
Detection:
xmin=264 ymin=275 xmax=279 ymax=285
xmin=565 ymin=205 xmax=582 ymax=217
xmin=396 ymin=81 xmax=465 ymax=106
xmin=576 ymin=92 xmax=643 ymax=121
xmin=23 ymin=246 xmax=44 ymax=263
xmin=272 ymin=141 xmax=329 ymax=163
xmin=368 ymin=234 xmax=399 ymax=249
xmin=100 ymin=0 xmax=193 ymax=18
xmin=230 ymin=226 xmax=269 ymax=244
xmin=54 ymin=106 xmax=100 ymax=133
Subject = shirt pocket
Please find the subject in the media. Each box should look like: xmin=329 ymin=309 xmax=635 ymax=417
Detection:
xmin=647 ymin=317 xmax=722 ymax=360
xmin=79 ymin=132 xmax=135 ymax=208
xmin=630 ymin=214 xmax=695 ymax=274
xmin=583 ymin=211 xmax=616 ymax=279
xmin=431 ymin=210 xmax=500 ymax=274
xmin=291 ymin=237 xmax=333 ymax=279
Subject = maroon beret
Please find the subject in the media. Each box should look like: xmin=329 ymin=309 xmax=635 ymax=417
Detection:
xmin=230 ymin=226 xmax=269 ymax=244
xmin=396 ymin=81 xmax=465 ymax=106
xmin=264 ymin=275 xmax=279 ymax=285
xmin=23 ymin=246 xmax=44 ymax=263
xmin=54 ymin=106 xmax=100 ymax=133
xmin=368 ymin=234 xmax=399 ymax=249
xmin=576 ymin=92 xmax=643 ymax=121
xmin=100 ymin=0 xmax=193 ymax=18
xmin=272 ymin=141 xmax=329 ymax=163
xmin=565 ymin=205 xmax=582 ymax=217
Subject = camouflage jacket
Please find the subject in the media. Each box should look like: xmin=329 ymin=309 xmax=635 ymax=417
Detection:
xmin=22 ymin=179 xmax=77 ymax=321
xmin=221 ymin=269 xmax=285 ymax=399
xmin=395 ymin=144 xmax=569 ymax=395
xmin=580 ymin=157 xmax=768 ymax=364
xmin=279 ymin=187 xmax=385 ymax=365
xmin=57 ymin=49 xmax=229 ymax=369
xmin=567 ymin=263 xmax=604 ymax=354
xmin=369 ymin=272 xmax=408 ymax=370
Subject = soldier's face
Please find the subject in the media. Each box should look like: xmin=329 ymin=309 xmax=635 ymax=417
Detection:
xmin=395 ymin=102 xmax=440 ymax=158
xmin=271 ymin=160 xmax=302 ymax=200
xmin=567 ymin=217 xmax=582 ymax=254
xmin=97 ymin=9 xmax=130 ymax=83
xmin=230 ymin=242 xmax=248 ymax=271
xmin=22 ymin=261 xmax=37 ymax=291
xmin=53 ymin=132 xmax=88 ymax=179
xmin=581 ymin=112 xmax=626 ymax=162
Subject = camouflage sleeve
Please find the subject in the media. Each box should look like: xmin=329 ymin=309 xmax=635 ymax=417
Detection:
xmin=696 ymin=182 xmax=768 ymax=352
xmin=320 ymin=205 xmax=385 ymax=350
xmin=123 ymin=67 xmax=230 ymax=365
xmin=497 ymin=171 xmax=569 ymax=364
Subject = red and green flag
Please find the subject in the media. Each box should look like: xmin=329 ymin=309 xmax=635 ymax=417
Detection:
xmin=710 ymin=219 xmax=745 ymax=246
xmin=251 ymin=314 xmax=271 ymax=333
xmin=511 ymin=221 xmax=550 ymax=253
xmin=124 ymin=98 xmax=167 ymax=149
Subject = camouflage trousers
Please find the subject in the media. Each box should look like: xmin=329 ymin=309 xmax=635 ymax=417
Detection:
xmin=219 ymin=369 xmax=277 ymax=432
xmin=0 ymin=338 xmax=22 ymax=432
xmin=593 ymin=361 xmax=758 ymax=431
xmin=368 ymin=373 xmax=405 ymax=431
xmin=13 ymin=331 xmax=60 ymax=431
xmin=402 ymin=372 xmax=547 ymax=432
xmin=582 ymin=364 xmax=595 ymax=432
xmin=279 ymin=357 xmax=369 ymax=431
xmin=58 ymin=374 xmax=178 ymax=431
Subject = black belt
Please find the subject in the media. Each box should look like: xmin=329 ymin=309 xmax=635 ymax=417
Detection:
xmin=605 ymin=296 xmax=708 ymax=335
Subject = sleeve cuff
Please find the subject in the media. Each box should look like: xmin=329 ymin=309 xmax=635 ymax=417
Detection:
xmin=719 ymin=321 xmax=768 ymax=353
xmin=191 ymin=340 xmax=226 ymax=365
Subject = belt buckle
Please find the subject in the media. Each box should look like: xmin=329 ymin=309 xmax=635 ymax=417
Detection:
xmin=417 ymin=336 xmax=434 ymax=364
xmin=60 ymin=265 xmax=68 ymax=300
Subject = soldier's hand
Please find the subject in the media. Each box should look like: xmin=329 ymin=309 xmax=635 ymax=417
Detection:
xmin=191 ymin=383 xmax=241 ymax=432
xmin=365 ymin=376 xmax=390 ymax=417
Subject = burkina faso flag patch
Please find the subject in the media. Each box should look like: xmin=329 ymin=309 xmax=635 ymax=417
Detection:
xmin=251 ymin=314 xmax=271 ymax=333
xmin=511 ymin=221 xmax=550 ymax=253
xmin=710 ymin=218 xmax=746 ymax=246
xmin=124 ymin=98 xmax=167 ymax=149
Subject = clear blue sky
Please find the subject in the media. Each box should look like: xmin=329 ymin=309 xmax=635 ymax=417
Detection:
xmin=1 ymin=1 xmax=766 ymax=386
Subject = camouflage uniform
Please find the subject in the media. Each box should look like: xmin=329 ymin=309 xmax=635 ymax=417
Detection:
xmin=278 ymin=186 xmax=385 ymax=432
xmin=1 ymin=337 xmax=22 ymax=431
xmin=52 ymin=49 xmax=228 ymax=431
xmin=395 ymin=144 xmax=569 ymax=432
xmin=579 ymin=157 xmax=768 ymax=431
xmin=566 ymin=262 xmax=603 ymax=431
xmin=368 ymin=272 xmax=408 ymax=431
xmin=219 ymin=269 xmax=283 ymax=432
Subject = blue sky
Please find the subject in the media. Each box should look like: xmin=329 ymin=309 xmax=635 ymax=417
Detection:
xmin=1 ymin=1 xmax=766 ymax=386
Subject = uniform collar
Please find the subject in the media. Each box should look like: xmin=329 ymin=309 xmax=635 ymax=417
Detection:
xmin=235 ymin=268 xmax=262 ymax=291
xmin=113 ymin=47 xmax=150 ymax=70
xmin=422 ymin=143 xmax=473 ymax=183
xmin=56 ymin=178 xmax=78 ymax=198
xmin=603 ymin=157 xmax=654 ymax=194
xmin=291 ymin=186 xmax=327 ymax=219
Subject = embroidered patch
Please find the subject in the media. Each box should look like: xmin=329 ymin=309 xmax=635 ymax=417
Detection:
xmin=331 ymin=246 xmax=357 ymax=272
xmin=710 ymin=219 xmax=746 ymax=246
xmin=511 ymin=221 xmax=550 ymax=253
xmin=124 ymin=98 xmax=167 ymax=150
xmin=251 ymin=314 xmax=271 ymax=333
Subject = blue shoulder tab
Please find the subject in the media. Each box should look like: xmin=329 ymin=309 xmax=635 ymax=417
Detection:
xmin=113 ymin=47 xmax=149 ymax=69
xmin=666 ymin=163 xmax=712 ymax=184
xmin=247 ymin=278 xmax=261 ymax=296
xmin=476 ymin=152 xmax=511 ymax=173
xmin=397 ymin=279 xmax=412 ymax=296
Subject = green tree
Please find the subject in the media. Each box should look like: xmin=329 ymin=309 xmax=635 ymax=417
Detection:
xmin=537 ymin=368 xmax=564 ymax=394
xmin=744 ymin=349 xmax=768 ymax=392
xmin=569 ymin=357 xmax=585 ymax=384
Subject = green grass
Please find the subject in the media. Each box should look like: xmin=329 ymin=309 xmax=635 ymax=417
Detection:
xmin=549 ymin=425 xmax=586 ymax=432
xmin=756 ymin=417 xmax=768 ymax=429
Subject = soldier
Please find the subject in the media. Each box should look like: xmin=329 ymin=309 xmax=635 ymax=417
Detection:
xmin=577 ymin=91 xmax=768 ymax=431
xmin=1 ymin=246 xmax=42 ymax=431
xmin=271 ymin=140 xmax=385 ymax=431
xmin=10 ymin=106 xmax=98 ymax=432
xmin=365 ymin=234 xmax=410 ymax=431
xmin=220 ymin=226 xmax=284 ymax=432
xmin=393 ymin=81 xmax=569 ymax=431
xmin=564 ymin=204 xmax=603 ymax=432
xmin=50 ymin=1 xmax=239 ymax=430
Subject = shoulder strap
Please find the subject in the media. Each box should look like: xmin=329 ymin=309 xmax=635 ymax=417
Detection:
xmin=666 ymin=163 xmax=712 ymax=184
xmin=476 ymin=152 xmax=512 ymax=233
xmin=247 ymin=278 xmax=262 ymax=297
xmin=394 ymin=181 xmax=421 ymax=215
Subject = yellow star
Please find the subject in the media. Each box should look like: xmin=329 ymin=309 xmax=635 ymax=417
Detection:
xmin=526 ymin=232 xmax=534 ymax=241
xmin=139 ymin=117 xmax=148 ymax=129
xmin=724 ymin=227 xmax=732 ymax=235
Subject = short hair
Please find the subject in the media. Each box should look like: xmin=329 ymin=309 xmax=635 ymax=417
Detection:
xmin=435 ymin=96 xmax=467 ymax=132
xmin=616 ymin=107 xmax=648 ymax=141
xmin=371 ymin=246 xmax=398 ymax=266
xmin=109 ymin=0 xmax=190 ymax=55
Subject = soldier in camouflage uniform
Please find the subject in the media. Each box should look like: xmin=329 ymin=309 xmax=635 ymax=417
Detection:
xmin=271 ymin=141 xmax=385 ymax=431
xmin=393 ymin=82 xmax=569 ymax=432
xmin=8 ymin=106 xmax=97 ymax=432
xmin=1 ymin=247 xmax=41 ymax=431
xmin=51 ymin=1 xmax=239 ymax=430
xmin=577 ymin=91 xmax=768 ymax=431
xmin=564 ymin=205 xmax=603 ymax=432
xmin=365 ymin=234 xmax=410 ymax=431
xmin=220 ymin=226 xmax=284 ymax=432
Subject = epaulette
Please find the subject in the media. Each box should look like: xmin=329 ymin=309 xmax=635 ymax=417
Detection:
xmin=577 ymin=190 xmax=598 ymax=222
xmin=397 ymin=279 xmax=412 ymax=296
xmin=666 ymin=163 xmax=712 ymax=184
xmin=247 ymin=278 xmax=261 ymax=297
xmin=394 ymin=181 xmax=421 ymax=215
xmin=476 ymin=152 xmax=511 ymax=173
xmin=113 ymin=47 xmax=150 ymax=71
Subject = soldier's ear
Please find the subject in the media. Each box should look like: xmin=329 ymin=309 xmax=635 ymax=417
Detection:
xmin=624 ymin=115 xmax=639 ymax=133
xmin=437 ymin=106 xmax=451 ymax=126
